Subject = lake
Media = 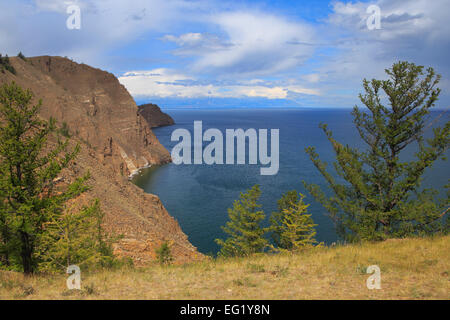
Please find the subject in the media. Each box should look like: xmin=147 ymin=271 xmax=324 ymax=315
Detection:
xmin=132 ymin=108 xmax=449 ymax=254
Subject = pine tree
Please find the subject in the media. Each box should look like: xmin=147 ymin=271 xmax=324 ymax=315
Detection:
xmin=216 ymin=185 xmax=268 ymax=257
xmin=0 ymin=82 xmax=89 ymax=274
xmin=36 ymin=199 xmax=118 ymax=272
xmin=270 ymin=192 xmax=318 ymax=251
xmin=270 ymin=190 xmax=299 ymax=248
xmin=0 ymin=195 xmax=17 ymax=269
xmin=304 ymin=61 xmax=449 ymax=242
xmin=17 ymin=52 xmax=26 ymax=61
xmin=0 ymin=54 xmax=16 ymax=74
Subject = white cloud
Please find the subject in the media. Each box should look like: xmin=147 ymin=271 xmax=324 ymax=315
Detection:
xmin=163 ymin=33 xmax=204 ymax=47
xmin=34 ymin=0 xmax=76 ymax=12
xmin=2 ymin=0 xmax=449 ymax=106
xmin=302 ymin=74 xmax=321 ymax=83
xmin=162 ymin=32 xmax=233 ymax=57
xmin=0 ymin=0 xmax=204 ymax=67
xmin=204 ymin=12 xmax=315 ymax=76
xmin=118 ymin=68 xmax=319 ymax=99
xmin=305 ymin=0 xmax=450 ymax=107
xmin=163 ymin=11 xmax=317 ymax=77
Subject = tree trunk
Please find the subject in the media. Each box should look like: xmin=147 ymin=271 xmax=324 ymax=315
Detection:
xmin=20 ymin=231 xmax=33 ymax=275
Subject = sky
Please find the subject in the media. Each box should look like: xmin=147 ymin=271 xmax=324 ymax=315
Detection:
xmin=1 ymin=0 xmax=450 ymax=108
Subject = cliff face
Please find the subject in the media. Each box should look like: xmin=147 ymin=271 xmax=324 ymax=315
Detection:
xmin=138 ymin=103 xmax=175 ymax=128
xmin=0 ymin=56 xmax=201 ymax=264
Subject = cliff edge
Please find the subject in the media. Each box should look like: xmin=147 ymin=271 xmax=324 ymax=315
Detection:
xmin=0 ymin=56 xmax=201 ymax=264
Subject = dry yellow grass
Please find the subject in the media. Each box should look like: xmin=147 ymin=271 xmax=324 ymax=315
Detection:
xmin=1 ymin=235 xmax=449 ymax=300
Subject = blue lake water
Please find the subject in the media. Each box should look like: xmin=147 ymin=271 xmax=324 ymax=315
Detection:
xmin=132 ymin=109 xmax=449 ymax=254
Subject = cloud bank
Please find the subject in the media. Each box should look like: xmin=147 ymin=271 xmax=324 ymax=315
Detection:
xmin=1 ymin=0 xmax=449 ymax=107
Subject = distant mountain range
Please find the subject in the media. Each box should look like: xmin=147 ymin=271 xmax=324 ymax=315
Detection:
xmin=135 ymin=97 xmax=304 ymax=109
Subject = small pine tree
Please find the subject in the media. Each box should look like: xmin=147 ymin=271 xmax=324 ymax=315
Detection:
xmin=270 ymin=190 xmax=299 ymax=248
xmin=0 ymin=54 xmax=16 ymax=74
xmin=17 ymin=52 xmax=26 ymax=61
xmin=304 ymin=61 xmax=449 ymax=242
xmin=215 ymin=185 xmax=268 ymax=257
xmin=272 ymin=193 xmax=318 ymax=252
xmin=155 ymin=241 xmax=173 ymax=265
xmin=36 ymin=200 xmax=119 ymax=272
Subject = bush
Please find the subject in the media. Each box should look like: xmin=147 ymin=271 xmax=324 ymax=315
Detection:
xmin=155 ymin=241 xmax=173 ymax=265
xmin=17 ymin=52 xmax=26 ymax=61
xmin=0 ymin=54 xmax=16 ymax=74
xmin=59 ymin=121 xmax=71 ymax=138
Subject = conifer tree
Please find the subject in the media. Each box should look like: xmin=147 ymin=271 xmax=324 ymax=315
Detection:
xmin=270 ymin=192 xmax=318 ymax=251
xmin=304 ymin=61 xmax=449 ymax=242
xmin=17 ymin=52 xmax=26 ymax=61
xmin=216 ymin=185 xmax=268 ymax=257
xmin=36 ymin=200 xmax=118 ymax=272
xmin=0 ymin=82 xmax=89 ymax=274
xmin=0 ymin=54 xmax=16 ymax=74
xmin=270 ymin=190 xmax=299 ymax=248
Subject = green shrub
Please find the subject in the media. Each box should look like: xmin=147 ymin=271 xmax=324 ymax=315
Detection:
xmin=17 ymin=52 xmax=26 ymax=61
xmin=59 ymin=121 xmax=71 ymax=138
xmin=0 ymin=54 xmax=16 ymax=74
xmin=156 ymin=241 xmax=173 ymax=265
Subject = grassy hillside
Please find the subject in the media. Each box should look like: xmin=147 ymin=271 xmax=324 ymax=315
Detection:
xmin=1 ymin=235 xmax=448 ymax=300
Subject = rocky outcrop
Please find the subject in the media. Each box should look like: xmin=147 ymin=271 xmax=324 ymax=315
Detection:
xmin=0 ymin=56 xmax=201 ymax=264
xmin=138 ymin=103 xmax=175 ymax=128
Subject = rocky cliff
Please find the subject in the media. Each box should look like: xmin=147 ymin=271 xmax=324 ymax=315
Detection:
xmin=138 ymin=103 xmax=175 ymax=128
xmin=0 ymin=56 xmax=201 ymax=264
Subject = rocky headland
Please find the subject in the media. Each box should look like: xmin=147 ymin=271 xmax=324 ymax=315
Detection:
xmin=138 ymin=103 xmax=175 ymax=128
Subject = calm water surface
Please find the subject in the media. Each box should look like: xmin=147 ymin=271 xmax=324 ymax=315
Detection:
xmin=132 ymin=109 xmax=449 ymax=254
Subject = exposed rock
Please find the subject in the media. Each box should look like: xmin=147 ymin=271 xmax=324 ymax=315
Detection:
xmin=138 ymin=103 xmax=175 ymax=128
xmin=0 ymin=56 xmax=201 ymax=264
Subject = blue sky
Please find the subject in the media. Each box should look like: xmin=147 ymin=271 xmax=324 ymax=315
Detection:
xmin=1 ymin=0 xmax=450 ymax=108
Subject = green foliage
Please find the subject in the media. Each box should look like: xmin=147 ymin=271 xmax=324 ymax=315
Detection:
xmin=270 ymin=190 xmax=299 ymax=248
xmin=215 ymin=185 xmax=268 ymax=257
xmin=0 ymin=82 xmax=89 ymax=274
xmin=0 ymin=54 xmax=16 ymax=75
xmin=36 ymin=199 xmax=120 ymax=273
xmin=17 ymin=52 xmax=26 ymax=61
xmin=304 ymin=61 xmax=449 ymax=242
xmin=59 ymin=122 xmax=71 ymax=138
xmin=270 ymin=192 xmax=318 ymax=251
xmin=155 ymin=241 xmax=173 ymax=265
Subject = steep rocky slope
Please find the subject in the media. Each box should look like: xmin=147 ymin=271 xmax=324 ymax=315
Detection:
xmin=138 ymin=103 xmax=175 ymax=128
xmin=0 ymin=56 xmax=201 ymax=264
